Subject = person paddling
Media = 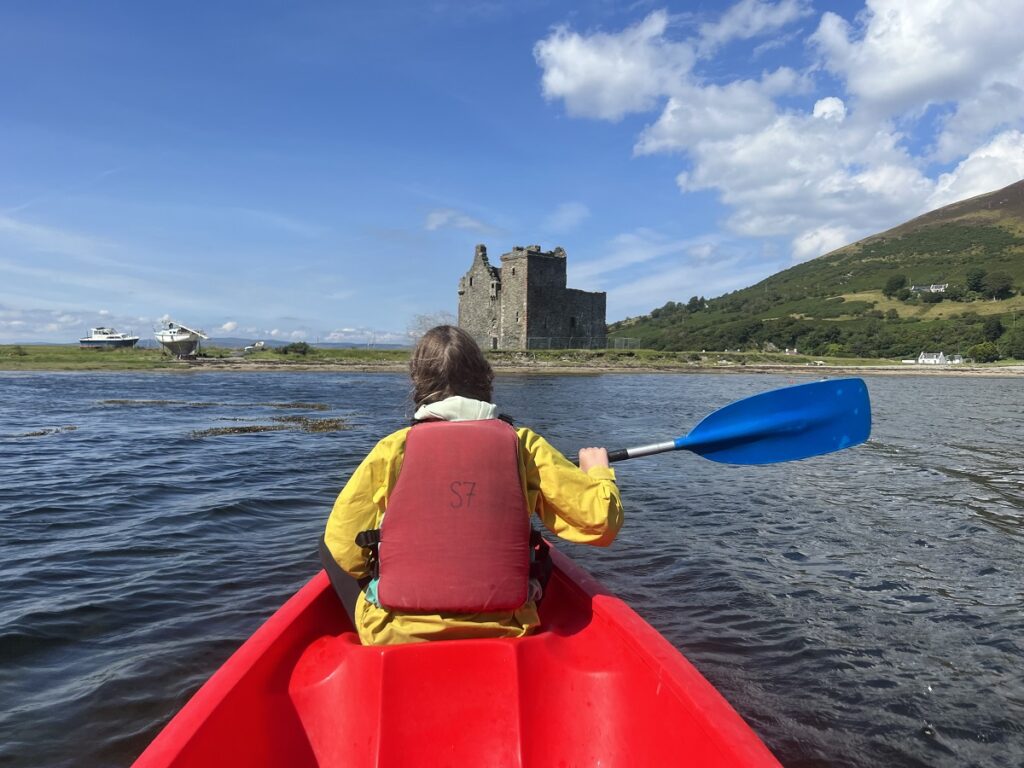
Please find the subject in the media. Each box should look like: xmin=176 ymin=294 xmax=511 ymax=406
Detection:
xmin=322 ymin=325 xmax=623 ymax=645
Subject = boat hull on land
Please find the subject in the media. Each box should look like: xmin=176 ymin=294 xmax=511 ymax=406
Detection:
xmin=79 ymin=327 xmax=140 ymax=349
xmin=154 ymin=321 xmax=207 ymax=358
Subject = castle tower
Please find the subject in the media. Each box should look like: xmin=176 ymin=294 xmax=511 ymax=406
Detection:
xmin=458 ymin=243 xmax=606 ymax=350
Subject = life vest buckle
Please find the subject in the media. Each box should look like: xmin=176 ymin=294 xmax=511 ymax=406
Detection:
xmin=355 ymin=529 xmax=381 ymax=580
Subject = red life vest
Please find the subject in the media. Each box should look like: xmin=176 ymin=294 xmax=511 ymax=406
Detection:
xmin=376 ymin=418 xmax=531 ymax=614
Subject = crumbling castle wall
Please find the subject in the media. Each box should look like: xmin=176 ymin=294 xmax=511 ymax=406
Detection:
xmin=457 ymin=244 xmax=501 ymax=349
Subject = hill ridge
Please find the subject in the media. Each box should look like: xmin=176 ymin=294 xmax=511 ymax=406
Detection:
xmin=609 ymin=178 xmax=1024 ymax=360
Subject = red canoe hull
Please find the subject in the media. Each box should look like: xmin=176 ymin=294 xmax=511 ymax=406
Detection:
xmin=133 ymin=548 xmax=780 ymax=767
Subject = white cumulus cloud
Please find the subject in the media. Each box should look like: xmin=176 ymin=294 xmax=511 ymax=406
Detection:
xmin=634 ymin=77 xmax=783 ymax=154
xmin=534 ymin=10 xmax=694 ymax=121
xmin=928 ymin=130 xmax=1024 ymax=208
xmin=812 ymin=0 xmax=1024 ymax=122
xmin=812 ymin=97 xmax=846 ymax=122
xmin=678 ymin=111 xmax=934 ymax=257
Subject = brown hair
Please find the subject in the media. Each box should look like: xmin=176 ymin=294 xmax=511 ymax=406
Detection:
xmin=410 ymin=325 xmax=494 ymax=407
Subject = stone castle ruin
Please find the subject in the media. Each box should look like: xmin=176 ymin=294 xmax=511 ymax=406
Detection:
xmin=458 ymin=244 xmax=606 ymax=350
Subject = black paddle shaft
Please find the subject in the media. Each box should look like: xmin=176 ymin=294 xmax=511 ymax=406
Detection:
xmin=570 ymin=447 xmax=641 ymax=465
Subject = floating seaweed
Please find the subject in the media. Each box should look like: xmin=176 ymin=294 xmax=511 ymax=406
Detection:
xmin=190 ymin=425 xmax=289 ymax=438
xmin=270 ymin=416 xmax=351 ymax=432
xmin=190 ymin=416 xmax=349 ymax=438
xmin=17 ymin=425 xmax=78 ymax=438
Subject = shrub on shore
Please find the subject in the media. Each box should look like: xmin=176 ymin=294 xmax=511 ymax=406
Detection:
xmin=275 ymin=342 xmax=313 ymax=355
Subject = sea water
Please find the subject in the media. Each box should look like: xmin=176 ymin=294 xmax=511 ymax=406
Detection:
xmin=0 ymin=371 xmax=1021 ymax=767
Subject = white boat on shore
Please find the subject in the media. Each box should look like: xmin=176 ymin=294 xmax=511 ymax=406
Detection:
xmin=79 ymin=327 xmax=140 ymax=349
xmin=155 ymin=321 xmax=208 ymax=358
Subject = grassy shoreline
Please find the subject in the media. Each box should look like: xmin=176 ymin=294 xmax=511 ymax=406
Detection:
xmin=2 ymin=344 xmax=1023 ymax=376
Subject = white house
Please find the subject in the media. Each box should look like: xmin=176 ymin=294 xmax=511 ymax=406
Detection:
xmin=918 ymin=352 xmax=947 ymax=364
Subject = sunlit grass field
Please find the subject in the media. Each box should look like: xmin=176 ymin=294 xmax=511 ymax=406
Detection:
xmin=839 ymin=290 xmax=1024 ymax=320
xmin=0 ymin=344 xmax=411 ymax=370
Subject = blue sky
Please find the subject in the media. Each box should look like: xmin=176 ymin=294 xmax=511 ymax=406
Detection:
xmin=3 ymin=1 xmax=1024 ymax=344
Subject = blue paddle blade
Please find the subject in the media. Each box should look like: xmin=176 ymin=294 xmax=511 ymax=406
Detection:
xmin=674 ymin=378 xmax=871 ymax=465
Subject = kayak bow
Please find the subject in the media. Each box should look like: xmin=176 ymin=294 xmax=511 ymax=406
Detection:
xmin=133 ymin=548 xmax=780 ymax=767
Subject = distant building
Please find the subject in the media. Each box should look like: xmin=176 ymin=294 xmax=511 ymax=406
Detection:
xmin=458 ymin=244 xmax=606 ymax=350
xmin=910 ymin=283 xmax=949 ymax=293
xmin=917 ymin=352 xmax=947 ymax=364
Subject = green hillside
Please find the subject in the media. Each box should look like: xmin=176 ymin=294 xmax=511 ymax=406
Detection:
xmin=609 ymin=179 xmax=1024 ymax=360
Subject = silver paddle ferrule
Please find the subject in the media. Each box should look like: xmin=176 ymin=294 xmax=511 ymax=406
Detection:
xmin=625 ymin=440 xmax=677 ymax=459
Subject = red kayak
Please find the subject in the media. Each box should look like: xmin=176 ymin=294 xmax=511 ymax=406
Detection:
xmin=133 ymin=547 xmax=780 ymax=767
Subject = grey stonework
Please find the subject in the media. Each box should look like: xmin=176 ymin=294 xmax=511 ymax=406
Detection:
xmin=458 ymin=244 xmax=606 ymax=350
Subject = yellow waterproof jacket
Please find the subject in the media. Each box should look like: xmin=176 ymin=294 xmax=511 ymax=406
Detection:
xmin=324 ymin=422 xmax=623 ymax=645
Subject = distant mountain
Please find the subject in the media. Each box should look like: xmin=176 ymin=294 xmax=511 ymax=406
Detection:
xmin=610 ymin=179 xmax=1024 ymax=359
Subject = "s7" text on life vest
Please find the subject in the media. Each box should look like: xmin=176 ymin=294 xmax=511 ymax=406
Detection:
xmin=449 ymin=481 xmax=477 ymax=508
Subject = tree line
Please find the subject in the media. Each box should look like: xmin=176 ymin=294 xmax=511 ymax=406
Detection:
xmin=613 ymin=295 xmax=1024 ymax=361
